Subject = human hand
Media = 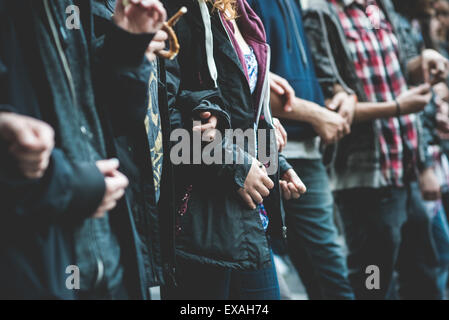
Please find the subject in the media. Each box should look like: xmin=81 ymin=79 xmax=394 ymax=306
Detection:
xmin=272 ymin=118 xmax=287 ymax=152
xmin=238 ymin=160 xmax=275 ymax=209
xmin=280 ymin=169 xmax=306 ymax=200
xmin=93 ymin=159 xmax=129 ymax=218
xmin=270 ymin=72 xmax=295 ymax=112
xmin=0 ymin=112 xmax=54 ymax=179
xmin=113 ymin=0 xmax=167 ymax=34
xmin=396 ymin=84 xmax=432 ymax=115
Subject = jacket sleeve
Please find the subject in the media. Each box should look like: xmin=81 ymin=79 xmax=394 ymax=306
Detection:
xmin=279 ymin=154 xmax=293 ymax=177
xmin=302 ymin=10 xmax=353 ymax=99
xmin=91 ymin=0 xmax=155 ymax=136
xmin=0 ymin=4 xmax=105 ymax=228
xmin=165 ymin=57 xmax=253 ymax=190
xmin=0 ymin=108 xmax=105 ymax=227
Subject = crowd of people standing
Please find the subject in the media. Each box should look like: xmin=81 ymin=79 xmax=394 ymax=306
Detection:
xmin=1 ymin=0 xmax=449 ymax=300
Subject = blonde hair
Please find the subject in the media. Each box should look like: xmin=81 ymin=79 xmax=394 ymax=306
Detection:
xmin=206 ymin=0 xmax=238 ymax=20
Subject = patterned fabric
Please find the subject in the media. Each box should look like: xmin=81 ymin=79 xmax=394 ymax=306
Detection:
xmin=331 ymin=0 xmax=419 ymax=186
xmin=244 ymin=47 xmax=259 ymax=94
xmin=145 ymin=60 xmax=164 ymax=202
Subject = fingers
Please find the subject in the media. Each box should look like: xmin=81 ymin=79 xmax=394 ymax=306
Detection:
xmin=270 ymin=79 xmax=285 ymax=96
xmin=280 ymin=180 xmax=291 ymax=200
xmin=328 ymin=92 xmax=346 ymax=111
xmin=106 ymin=171 xmax=130 ymax=193
xmin=270 ymin=73 xmax=295 ymax=112
xmin=147 ymin=39 xmax=167 ymax=59
xmin=238 ymin=188 xmax=257 ymax=210
xmin=31 ymin=120 xmax=55 ymax=152
xmin=94 ymin=170 xmax=129 ymax=218
xmin=0 ymin=114 xmax=55 ymax=179
xmin=342 ymin=121 xmax=351 ymax=136
xmin=96 ymin=158 xmax=120 ymax=176
xmin=261 ymin=174 xmax=275 ymax=190
xmin=282 ymin=169 xmax=307 ymax=200
xmin=287 ymin=182 xmax=301 ymax=199
xmin=273 ymin=118 xmax=287 ymax=152
xmin=286 ymin=170 xmax=307 ymax=194
xmin=146 ymin=30 xmax=169 ymax=60
xmin=116 ymin=0 xmax=167 ymax=34
xmin=247 ymin=188 xmax=263 ymax=205
xmin=129 ymin=0 xmax=167 ymax=22
xmin=415 ymin=83 xmax=432 ymax=95
xmin=18 ymin=157 xmax=50 ymax=179
xmin=199 ymin=112 xmax=212 ymax=119
xmin=193 ymin=113 xmax=218 ymax=141
xmin=255 ymin=183 xmax=270 ymax=198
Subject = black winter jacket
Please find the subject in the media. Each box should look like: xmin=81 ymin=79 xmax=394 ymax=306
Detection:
xmin=163 ymin=0 xmax=291 ymax=271
xmin=93 ymin=0 xmax=177 ymax=293
xmin=0 ymin=0 xmax=166 ymax=299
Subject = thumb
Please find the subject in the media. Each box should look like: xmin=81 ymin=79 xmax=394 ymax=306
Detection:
xmin=96 ymin=158 xmax=120 ymax=175
xmin=199 ymin=112 xmax=211 ymax=120
xmin=286 ymin=170 xmax=307 ymax=193
xmin=15 ymin=127 xmax=42 ymax=151
xmin=328 ymin=93 xmax=345 ymax=111
xmin=416 ymin=83 xmax=431 ymax=95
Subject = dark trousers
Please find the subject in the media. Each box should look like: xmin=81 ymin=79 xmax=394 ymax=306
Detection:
xmin=283 ymin=159 xmax=354 ymax=300
xmin=336 ymin=183 xmax=440 ymax=300
xmin=164 ymin=250 xmax=280 ymax=300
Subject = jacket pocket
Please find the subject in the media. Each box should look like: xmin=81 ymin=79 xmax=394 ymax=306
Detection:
xmin=175 ymin=184 xmax=262 ymax=266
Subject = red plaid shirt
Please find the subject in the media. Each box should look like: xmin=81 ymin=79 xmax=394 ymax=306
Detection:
xmin=330 ymin=0 xmax=419 ymax=186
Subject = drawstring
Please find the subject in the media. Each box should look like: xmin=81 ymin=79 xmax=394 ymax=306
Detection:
xmin=198 ymin=0 xmax=218 ymax=88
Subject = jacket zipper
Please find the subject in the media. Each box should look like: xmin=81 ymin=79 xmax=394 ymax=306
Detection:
xmin=283 ymin=0 xmax=308 ymax=66
xmin=218 ymin=13 xmax=286 ymax=239
xmin=43 ymin=0 xmax=105 ymax=289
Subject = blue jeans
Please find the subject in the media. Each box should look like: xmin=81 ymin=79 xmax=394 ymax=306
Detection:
xmin=427 ymin=201 xmax=449 ymax=298
xmin=165 ymin=250 xmax=280 ymax=300
xmin=337 ymin=183 xmax=440 ymax=300
xmin=283 ymin=159 xmax=354 ymax=300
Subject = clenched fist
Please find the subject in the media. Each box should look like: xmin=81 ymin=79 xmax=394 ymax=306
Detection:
xmin=0 ymin=112 xmax=55 ymax=179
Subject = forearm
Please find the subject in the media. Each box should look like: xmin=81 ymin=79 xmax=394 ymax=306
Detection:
xmin=353 ymin=101 xmax=397 ymax=123
xmin=270 ymin=92 xmax=322 ymax=126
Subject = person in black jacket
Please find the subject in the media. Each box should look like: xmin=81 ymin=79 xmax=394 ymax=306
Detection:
xmin=0 ymin=0 xmax=169 ymax=300
xmin=162 ymin=0 xmax=305 ymax=300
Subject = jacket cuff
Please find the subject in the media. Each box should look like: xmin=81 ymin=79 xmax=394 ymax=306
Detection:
xmin=192 ymin=100 xmax=232 ymax=131
xmin=279 ymin=154 xmax=293 ymax=176
xmin=66 ymin=163 xmax=106 ymax=221
xmin=102 ymin=22 xmax=155 ymax=68
xmin=0 ymin=104 xmax=17 ymax=113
